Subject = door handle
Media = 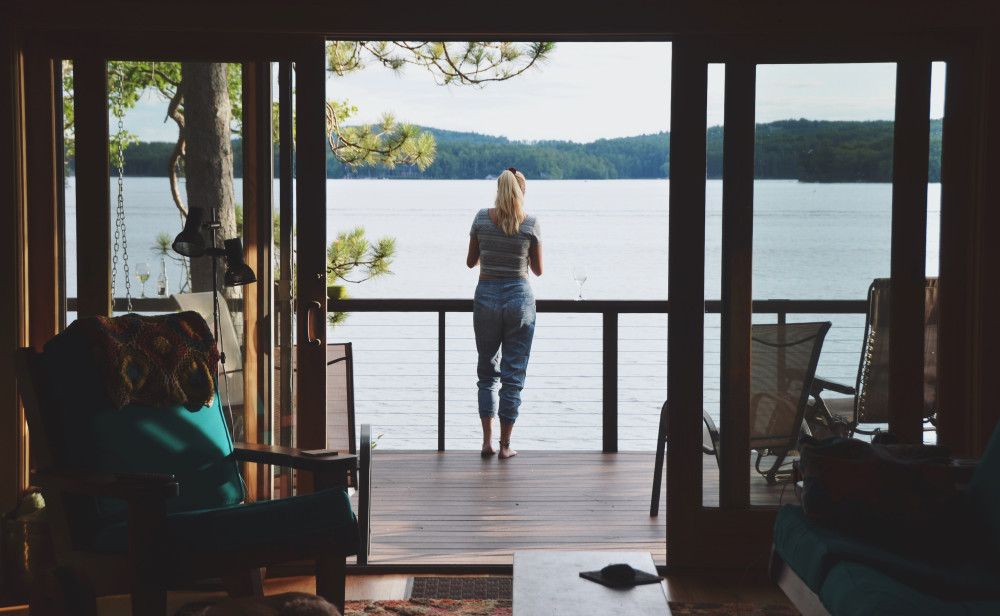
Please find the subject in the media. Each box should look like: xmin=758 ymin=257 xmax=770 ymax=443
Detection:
xmin=306 ymin=300 xmax=322 ymax=347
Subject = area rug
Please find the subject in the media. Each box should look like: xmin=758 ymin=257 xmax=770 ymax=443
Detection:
xmin=345 ymin=598 xmax=511 ymax=616
xmin=401 ymin=577 xmax=799 ymax=616
xmin=408 ymin=577 xmax=512 ymax=600
xmin=345 ymin=599 xmax=800 ymax=616
xmin=667 ymin=602 xmax=801 ymax=616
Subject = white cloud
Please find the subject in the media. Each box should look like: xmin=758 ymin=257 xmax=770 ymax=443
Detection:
xmin=327 ymin=42 xmax=672 ymax=143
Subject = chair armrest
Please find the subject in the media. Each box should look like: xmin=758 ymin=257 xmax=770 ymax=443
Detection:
xmin=811 ymin=376 xmax=856 ymax=397
xmin=701 ymin=410 xmax=720 ymax=457
xmin=233 ymin=442 xmax=358 ymax=480
xmin=31 ymin=467 xmax=179 ymax=501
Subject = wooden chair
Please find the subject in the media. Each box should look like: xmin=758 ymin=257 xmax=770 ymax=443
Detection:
xmin=14 ymin=312 xmax=360 ymax=615
xmin=651 ymin=322 xmax=832 ymax=515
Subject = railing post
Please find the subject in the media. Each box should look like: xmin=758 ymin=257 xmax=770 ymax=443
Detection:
xmin=438 ymin=310 xmax=446 ymax=451
xmin=603 ymin=311 xmax=618 ymax=453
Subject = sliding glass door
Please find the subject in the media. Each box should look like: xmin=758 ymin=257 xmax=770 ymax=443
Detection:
xmin=666 ymin=36 xmax=945 ymax=567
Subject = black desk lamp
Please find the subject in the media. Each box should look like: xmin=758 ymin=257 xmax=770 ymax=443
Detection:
xmin=172 ymin=206 xmax=257 ymax=365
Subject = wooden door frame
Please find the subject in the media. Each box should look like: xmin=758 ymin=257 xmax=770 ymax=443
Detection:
xmin=665 ymin=32 xmax=979 ymax=569
xmin=2 ymin=23 xmax=31 ymax=515
xmin=292 ymin=37 xmax=330 ymax=493
xmin=9 ymin=28 xmax=323 ymax=503
xmin=5 ymin=12 xmax=997 ymax=567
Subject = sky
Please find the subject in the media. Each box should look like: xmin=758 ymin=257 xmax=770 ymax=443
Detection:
xmin=124 ymin=42 xmax=946 ymax=144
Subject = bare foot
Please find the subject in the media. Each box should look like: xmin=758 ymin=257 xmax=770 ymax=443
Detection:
xmin=499 ymin=441 xmax=518 ymax=459
xmin=481 ymin=417 xmax=495 ymax=457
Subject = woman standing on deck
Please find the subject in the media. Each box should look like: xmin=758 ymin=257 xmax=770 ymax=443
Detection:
xmin=467 ymin=168 xmax=543 ymax=459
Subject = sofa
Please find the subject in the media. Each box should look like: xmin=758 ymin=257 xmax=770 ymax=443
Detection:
xmin=770 ymin=422 xmax=1000 ymax=616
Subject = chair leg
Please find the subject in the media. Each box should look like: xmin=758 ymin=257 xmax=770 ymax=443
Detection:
xmin=756 ymin=449 xmax=790 ymax=485
xmin=359 ymin=423 xmax=373 ymax=565
xmin=650 ymin=401 xmax=669 ymax=517
xmin=315 ymin=553 xmax=347 ymax=615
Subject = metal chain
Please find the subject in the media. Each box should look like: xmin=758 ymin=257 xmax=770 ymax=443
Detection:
xmin=111 ymin=61 xmax=132 ymax=313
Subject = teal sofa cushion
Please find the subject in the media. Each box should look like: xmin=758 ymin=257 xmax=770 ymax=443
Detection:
xmin=774 ymin=421 xmax=1000 ymax=615
xmin=88 ymin=487 xmax=356 ymax=555
xmin=967 ymin=416 xmax=1000 ymax=556
xmin=42 ymin=318 xmax=244 ymax=536
xmin=820 ymin=560 xmax=1000 ymax=616
xmin=773 ymin=504 xmax=999 ymax=597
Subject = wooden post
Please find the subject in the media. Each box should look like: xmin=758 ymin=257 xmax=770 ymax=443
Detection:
xmin=73 ymin=54 xmax=111 ymax=318
xmin=602 ymin=311 xmax=618 ymax=453
xmin=439 ymin=311 xmax=446 ymax=451
xmin=719 ymin=61 xmax=756 ymax=509
xmin=890 ymin=58 xmax=932 ymax=445
xmin=665 ymin=38 xmax=708 ymax=566
xmin=295 ymin=37 xmax=329 ymax=492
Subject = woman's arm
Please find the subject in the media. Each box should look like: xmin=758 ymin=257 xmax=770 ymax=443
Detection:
xmin=466 ymin=236 xmax=481 ymax=269
xmin=529 ymin=243 xmax=543 ymax=276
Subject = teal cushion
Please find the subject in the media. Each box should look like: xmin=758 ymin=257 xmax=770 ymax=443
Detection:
xmin=85 ymin=395 xmax=245 ymax=522
xmin=967 ymin=420 xmax=1000 ymax=555
xmin=88 ymin=487 xmax=357 ymax=556
xmin=774 ymin=504 xmax=834 ymax=590
xmin=773 ymin=504 xmax=999 ymax=598
xmin=820 ymin=560 xmax=1000 ymax=616
xmin=43 ymin=320 xmax=243 ymax=533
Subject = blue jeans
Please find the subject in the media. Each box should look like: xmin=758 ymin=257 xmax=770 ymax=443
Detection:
xmin=474 ymin=278 xmax=536 ymax=425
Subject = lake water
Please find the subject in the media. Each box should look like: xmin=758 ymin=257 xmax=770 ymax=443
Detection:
xmin=65 ymin=178 xmax=941 ymax=450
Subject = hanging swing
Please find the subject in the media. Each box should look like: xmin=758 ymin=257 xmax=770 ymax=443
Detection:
xmin=110 ymin=61 xmax=133 ymax=314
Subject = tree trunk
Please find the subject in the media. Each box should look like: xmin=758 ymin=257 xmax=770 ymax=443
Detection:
xmin=182 ymin=62 xmax=236 ymax=295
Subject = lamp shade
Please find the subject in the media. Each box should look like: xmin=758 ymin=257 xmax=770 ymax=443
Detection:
xmin=223 ymin=238 xmax=257 ymax=287
xmin=172 ymin=207 xmax=207 ymax=257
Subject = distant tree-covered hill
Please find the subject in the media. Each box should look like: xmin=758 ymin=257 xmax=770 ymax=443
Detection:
xmin=737 ymin=119 xmax=941 ymax=183
xmin=80 ymin=119 xmax=942 ymax=183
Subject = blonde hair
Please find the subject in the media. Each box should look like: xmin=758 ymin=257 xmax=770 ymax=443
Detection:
xmin=494 ymin=168 xmax=527 ymax=236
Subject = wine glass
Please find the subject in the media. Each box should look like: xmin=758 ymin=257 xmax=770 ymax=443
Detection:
xmin=135 ymin=262 xmax=150 ymax=298
xmin=572 ymin=266 xmax=588 ymax=301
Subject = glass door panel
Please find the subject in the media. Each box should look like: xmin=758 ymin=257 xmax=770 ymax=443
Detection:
xmin=923 ymin=61 xmax=945 ymax=444
xmin=749 ymin=63 xmax=897 ymax=505
xmin=64 ymin=60 xmax=253 ymax=438
xmin=703 ymin=63 xmax=725 ymax=507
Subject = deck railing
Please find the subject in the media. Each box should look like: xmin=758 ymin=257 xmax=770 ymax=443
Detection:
xmin=330 ymin=298 xmax=868 ymax=452
xmin=72 ymin=296 xmax=868 ymax=453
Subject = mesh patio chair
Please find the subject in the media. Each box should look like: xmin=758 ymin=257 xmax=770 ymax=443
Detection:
xmin=651 ymin=321 xmax=832 ymax=515
xmin=326 ymin=342 xmax=372 ymax=565
xmin=806 ymin=278 xmax=939 ymax=439
xmin=273 ymin=341 xmax=372 ymax=564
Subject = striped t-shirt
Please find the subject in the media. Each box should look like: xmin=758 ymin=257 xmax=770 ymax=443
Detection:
xmin=469 ymin=208 xmax=542 ymax=278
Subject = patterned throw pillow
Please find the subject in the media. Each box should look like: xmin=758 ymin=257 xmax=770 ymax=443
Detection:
xmin=65 ymin=311 xmax=220 ymax=409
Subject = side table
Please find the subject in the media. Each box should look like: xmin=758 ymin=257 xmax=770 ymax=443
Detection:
xmin=513 ymin=551 xmax=669 ymax=616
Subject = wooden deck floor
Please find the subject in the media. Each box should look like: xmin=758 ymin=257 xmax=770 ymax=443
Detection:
xmin=356 ymin=450 xmax=797 ymax=567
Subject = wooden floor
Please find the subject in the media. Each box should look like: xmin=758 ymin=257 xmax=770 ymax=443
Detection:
xmin=357 ymin=449 xmax=797 ymax=567
xmin=0 ymin=450 xmax=798 ymax=614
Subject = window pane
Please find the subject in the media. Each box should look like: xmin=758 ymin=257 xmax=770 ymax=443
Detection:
xmin=65 ymin=60 xmax=248 ymax=435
